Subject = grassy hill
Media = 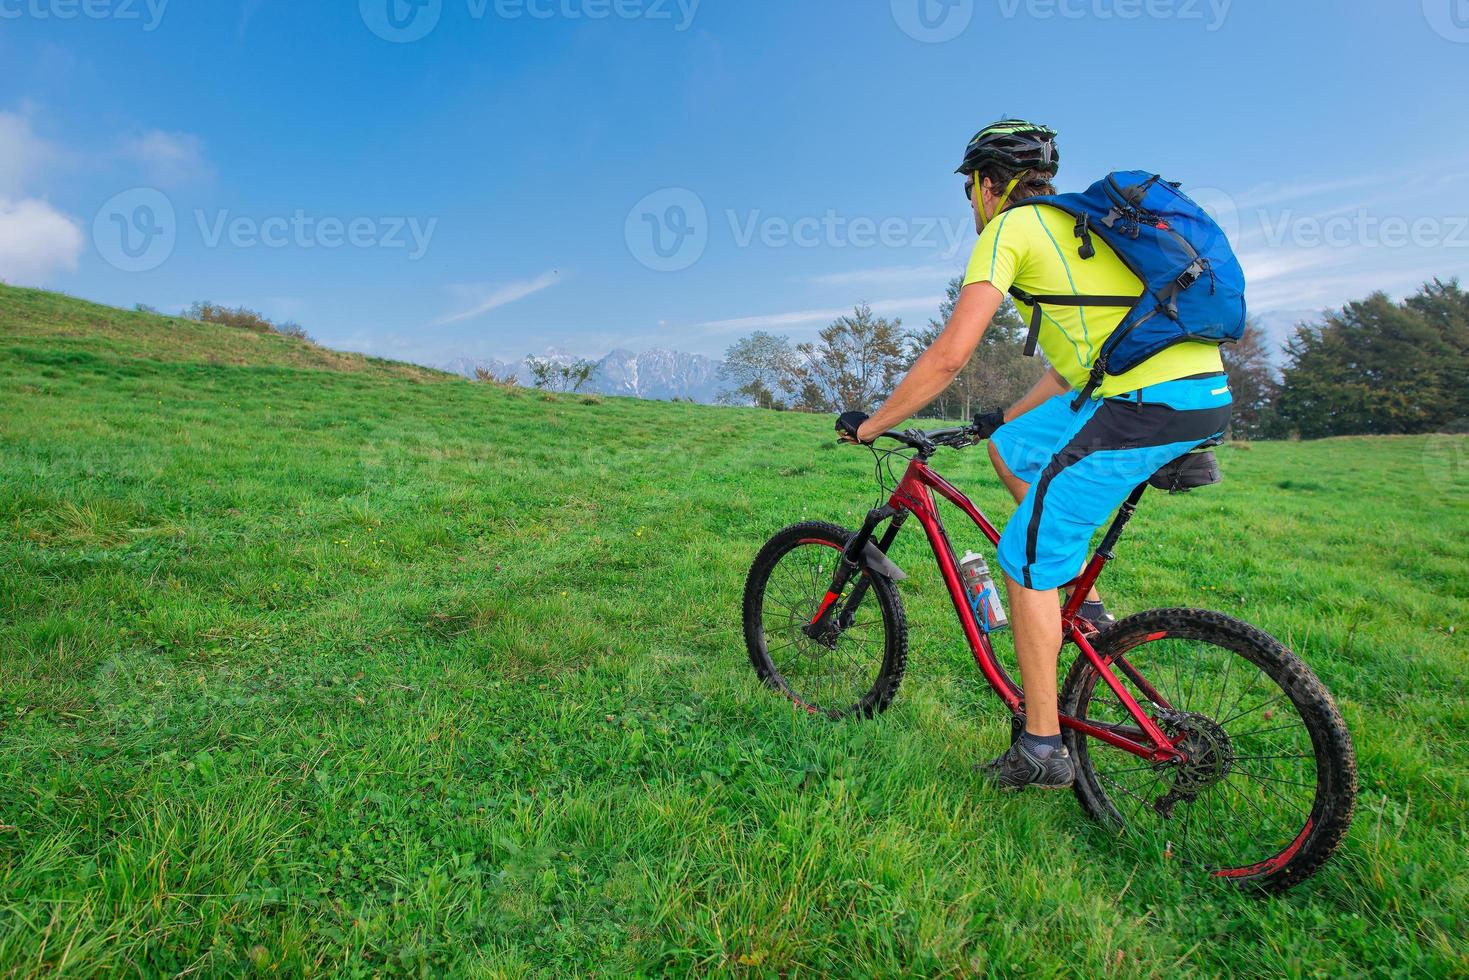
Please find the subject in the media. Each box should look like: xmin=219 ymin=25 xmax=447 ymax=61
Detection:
xmin=2 ymin=283 xmax=1465 ymax=976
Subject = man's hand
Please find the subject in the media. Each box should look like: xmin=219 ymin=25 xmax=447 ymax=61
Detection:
xmin=835 ymin=410 xmax=870 ymax=444
xmin=972 ymin=409 xmax=1006 ymax=441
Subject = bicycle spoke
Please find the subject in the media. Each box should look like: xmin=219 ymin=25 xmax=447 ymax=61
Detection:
xmin=1230 ymin=767 xmax=1314 ymax=791
xmin=755 ymin=540 xmax=894 ymax=715
xmin=1214 ymin=647 xmax=1236 ymax=721
xmin=1074 ymin=625 xmax=1329 ymax=881
xmin=1227 ymin=722 xmax=1309 ymax=742
xmin=1219 ymin=691 xmax=1286 ymax=728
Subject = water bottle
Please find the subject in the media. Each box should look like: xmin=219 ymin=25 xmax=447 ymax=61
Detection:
xmin=959 ymin=551 xmax=1008 ymax=633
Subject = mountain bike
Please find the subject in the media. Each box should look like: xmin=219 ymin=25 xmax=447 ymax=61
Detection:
xmin=742 ymin=422 xmax=1357 ymax=893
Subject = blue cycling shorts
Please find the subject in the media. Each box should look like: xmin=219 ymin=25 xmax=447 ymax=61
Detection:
xmin=992 ymin=373 xmax=1233 ymax=591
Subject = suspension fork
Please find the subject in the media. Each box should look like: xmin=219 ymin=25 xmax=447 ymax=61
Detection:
xmin=803 ymin=507 xmax=905 ymax=637
xmin=837 ymin=509 xmax=907 ymax=628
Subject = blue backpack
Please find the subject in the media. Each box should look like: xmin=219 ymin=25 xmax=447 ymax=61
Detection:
xmin=1007 ymin=171 xmax=1247 ymax=405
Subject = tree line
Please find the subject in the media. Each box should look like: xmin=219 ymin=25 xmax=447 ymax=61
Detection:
xmin=720 ymin=276 xmax=1469 ymax=440
xmin=717 ymin=277 xmax=1045 ymax=420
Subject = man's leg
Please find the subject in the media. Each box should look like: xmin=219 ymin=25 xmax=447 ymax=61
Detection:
xmin=990 ymin=437 xmax=1102 ymax=605
xmin=1005 ymin=574 xmax=1062 ymax=736
xmin=989 ymin=439 xmax=1031 ymax=504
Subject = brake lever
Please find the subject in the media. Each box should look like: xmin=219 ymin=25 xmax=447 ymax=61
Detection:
xmin=901 ymin=429 xmax=935 ymax=451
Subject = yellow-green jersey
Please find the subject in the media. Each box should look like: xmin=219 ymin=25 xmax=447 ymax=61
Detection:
xmin=963 ymin=203 xmax=1223 ymax=396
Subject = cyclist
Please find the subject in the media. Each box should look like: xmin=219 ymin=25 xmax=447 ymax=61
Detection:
xmin=838 ymin=119 xmax=1233 ymax=789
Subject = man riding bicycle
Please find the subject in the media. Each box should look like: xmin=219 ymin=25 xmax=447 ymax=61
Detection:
xmin=838 ymin=119 xmax=1233 ymax=790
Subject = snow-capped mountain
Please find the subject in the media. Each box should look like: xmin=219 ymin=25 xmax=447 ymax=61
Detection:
xmin=437 ymin=347 xmax=726 ymax=403
xmin=592 ymin=348 xmax=722 ymax=402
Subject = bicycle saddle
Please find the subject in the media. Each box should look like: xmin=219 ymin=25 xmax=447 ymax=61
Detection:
xmin=1149 ymin=447 xmax=1222 ymax=493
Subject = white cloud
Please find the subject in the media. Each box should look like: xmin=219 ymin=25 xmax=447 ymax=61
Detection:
xmin=1236 ymin=248 xmax=1336 ymax=286
xmin=692 ymin=294 xmax=942 ymax=333
xmin=0 ymin=196 xmax=84 ymax=285
xmin=1235 ymin=174 xmax=1384 ymax=211
xmin=0 ymin=111 xmax=57 ymax=195
xmin=431 ymin=270 xmax=563 ymax=326
xmin=121 ymin=130 xmax=212 ymax=185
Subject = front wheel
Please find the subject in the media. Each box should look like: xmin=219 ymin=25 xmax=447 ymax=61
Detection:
xmin=743 ymin=522 xmax=908 ymax=719
xmin=1061 ymin=608 xmax=1357 ymax=893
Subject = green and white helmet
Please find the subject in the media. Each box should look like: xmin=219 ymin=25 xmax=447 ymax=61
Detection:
xmin=956 ymin=119 xmax=1059 ymax=176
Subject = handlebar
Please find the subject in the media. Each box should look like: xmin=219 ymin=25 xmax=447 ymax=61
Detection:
xmin=869 ymin=424 xmax=979 ymax=453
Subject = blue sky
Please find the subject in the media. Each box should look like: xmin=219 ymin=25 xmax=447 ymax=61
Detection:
xmin=3 ymin=0 xmax=1467 ymax=366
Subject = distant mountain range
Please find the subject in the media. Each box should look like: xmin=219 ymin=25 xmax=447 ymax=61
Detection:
xmin=439 ymin=347 xmax=726 ymax=403
xmin=436 ymin=308 xmax=1328 ymax=403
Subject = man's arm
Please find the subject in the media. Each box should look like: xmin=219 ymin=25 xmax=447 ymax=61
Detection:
xmin=855 ymin=283 xmax=1004 ymax=442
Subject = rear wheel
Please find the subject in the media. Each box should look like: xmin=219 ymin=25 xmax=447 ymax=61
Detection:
xmin=1061 ymin=608 xmax=1356 ymax=893
xmin=743 ymin=522 xmax=907 ymax=719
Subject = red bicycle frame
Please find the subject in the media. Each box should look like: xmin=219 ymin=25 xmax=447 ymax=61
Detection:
xmin=884 ymin=456 xmax=1184 ymax=764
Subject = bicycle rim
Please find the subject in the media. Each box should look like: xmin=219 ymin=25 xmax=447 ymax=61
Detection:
xmin=1066 ymin=612 xmax=1345 ymax=884
xmin=753 ymin=536 xmax=895 ymax=718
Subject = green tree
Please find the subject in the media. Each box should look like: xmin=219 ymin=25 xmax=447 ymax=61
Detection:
xmin=1221 ymin=318 xmax=1279 ymax=440
xmin=1273 ymin=281 xmax=1466 ymax=438
xmin=1404 ymin=277 xmax=1469 ymax=424
xmin=789 ymin=304 xmax=907 ymax=412
xmin=526 ymin=356 xmax=596 ymax=393
xmin=906 ymin=276 xmax=1045 ymax=419
xmin=717 ymin=331 xmax=795 ymax=409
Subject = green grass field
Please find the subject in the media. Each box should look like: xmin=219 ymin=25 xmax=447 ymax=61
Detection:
xmin=2 ymin=283 xmax=1466 ymax=977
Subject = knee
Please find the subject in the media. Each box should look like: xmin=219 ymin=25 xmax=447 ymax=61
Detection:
xmin=988 ymin=438 xmax=1006 ymax=475
xmin=989 ymin=439 xmax=1016 ymax=485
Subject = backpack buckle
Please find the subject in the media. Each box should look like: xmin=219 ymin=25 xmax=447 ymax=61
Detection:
xmin=1175 ymin=259 xmax=1205 ymax=291
xmin=1074 ymin=214 xmax=1096 ymax=259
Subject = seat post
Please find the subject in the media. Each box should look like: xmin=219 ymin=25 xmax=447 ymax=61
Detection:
xmin=1096 ymin=483 xmax=1149 ymax=559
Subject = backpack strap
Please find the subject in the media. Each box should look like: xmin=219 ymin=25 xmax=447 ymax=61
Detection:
xmin=1007 ymin=287 xmax=1139 ymax=357
xmin=1067 ymin=305 xmax=1164 ymax=409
